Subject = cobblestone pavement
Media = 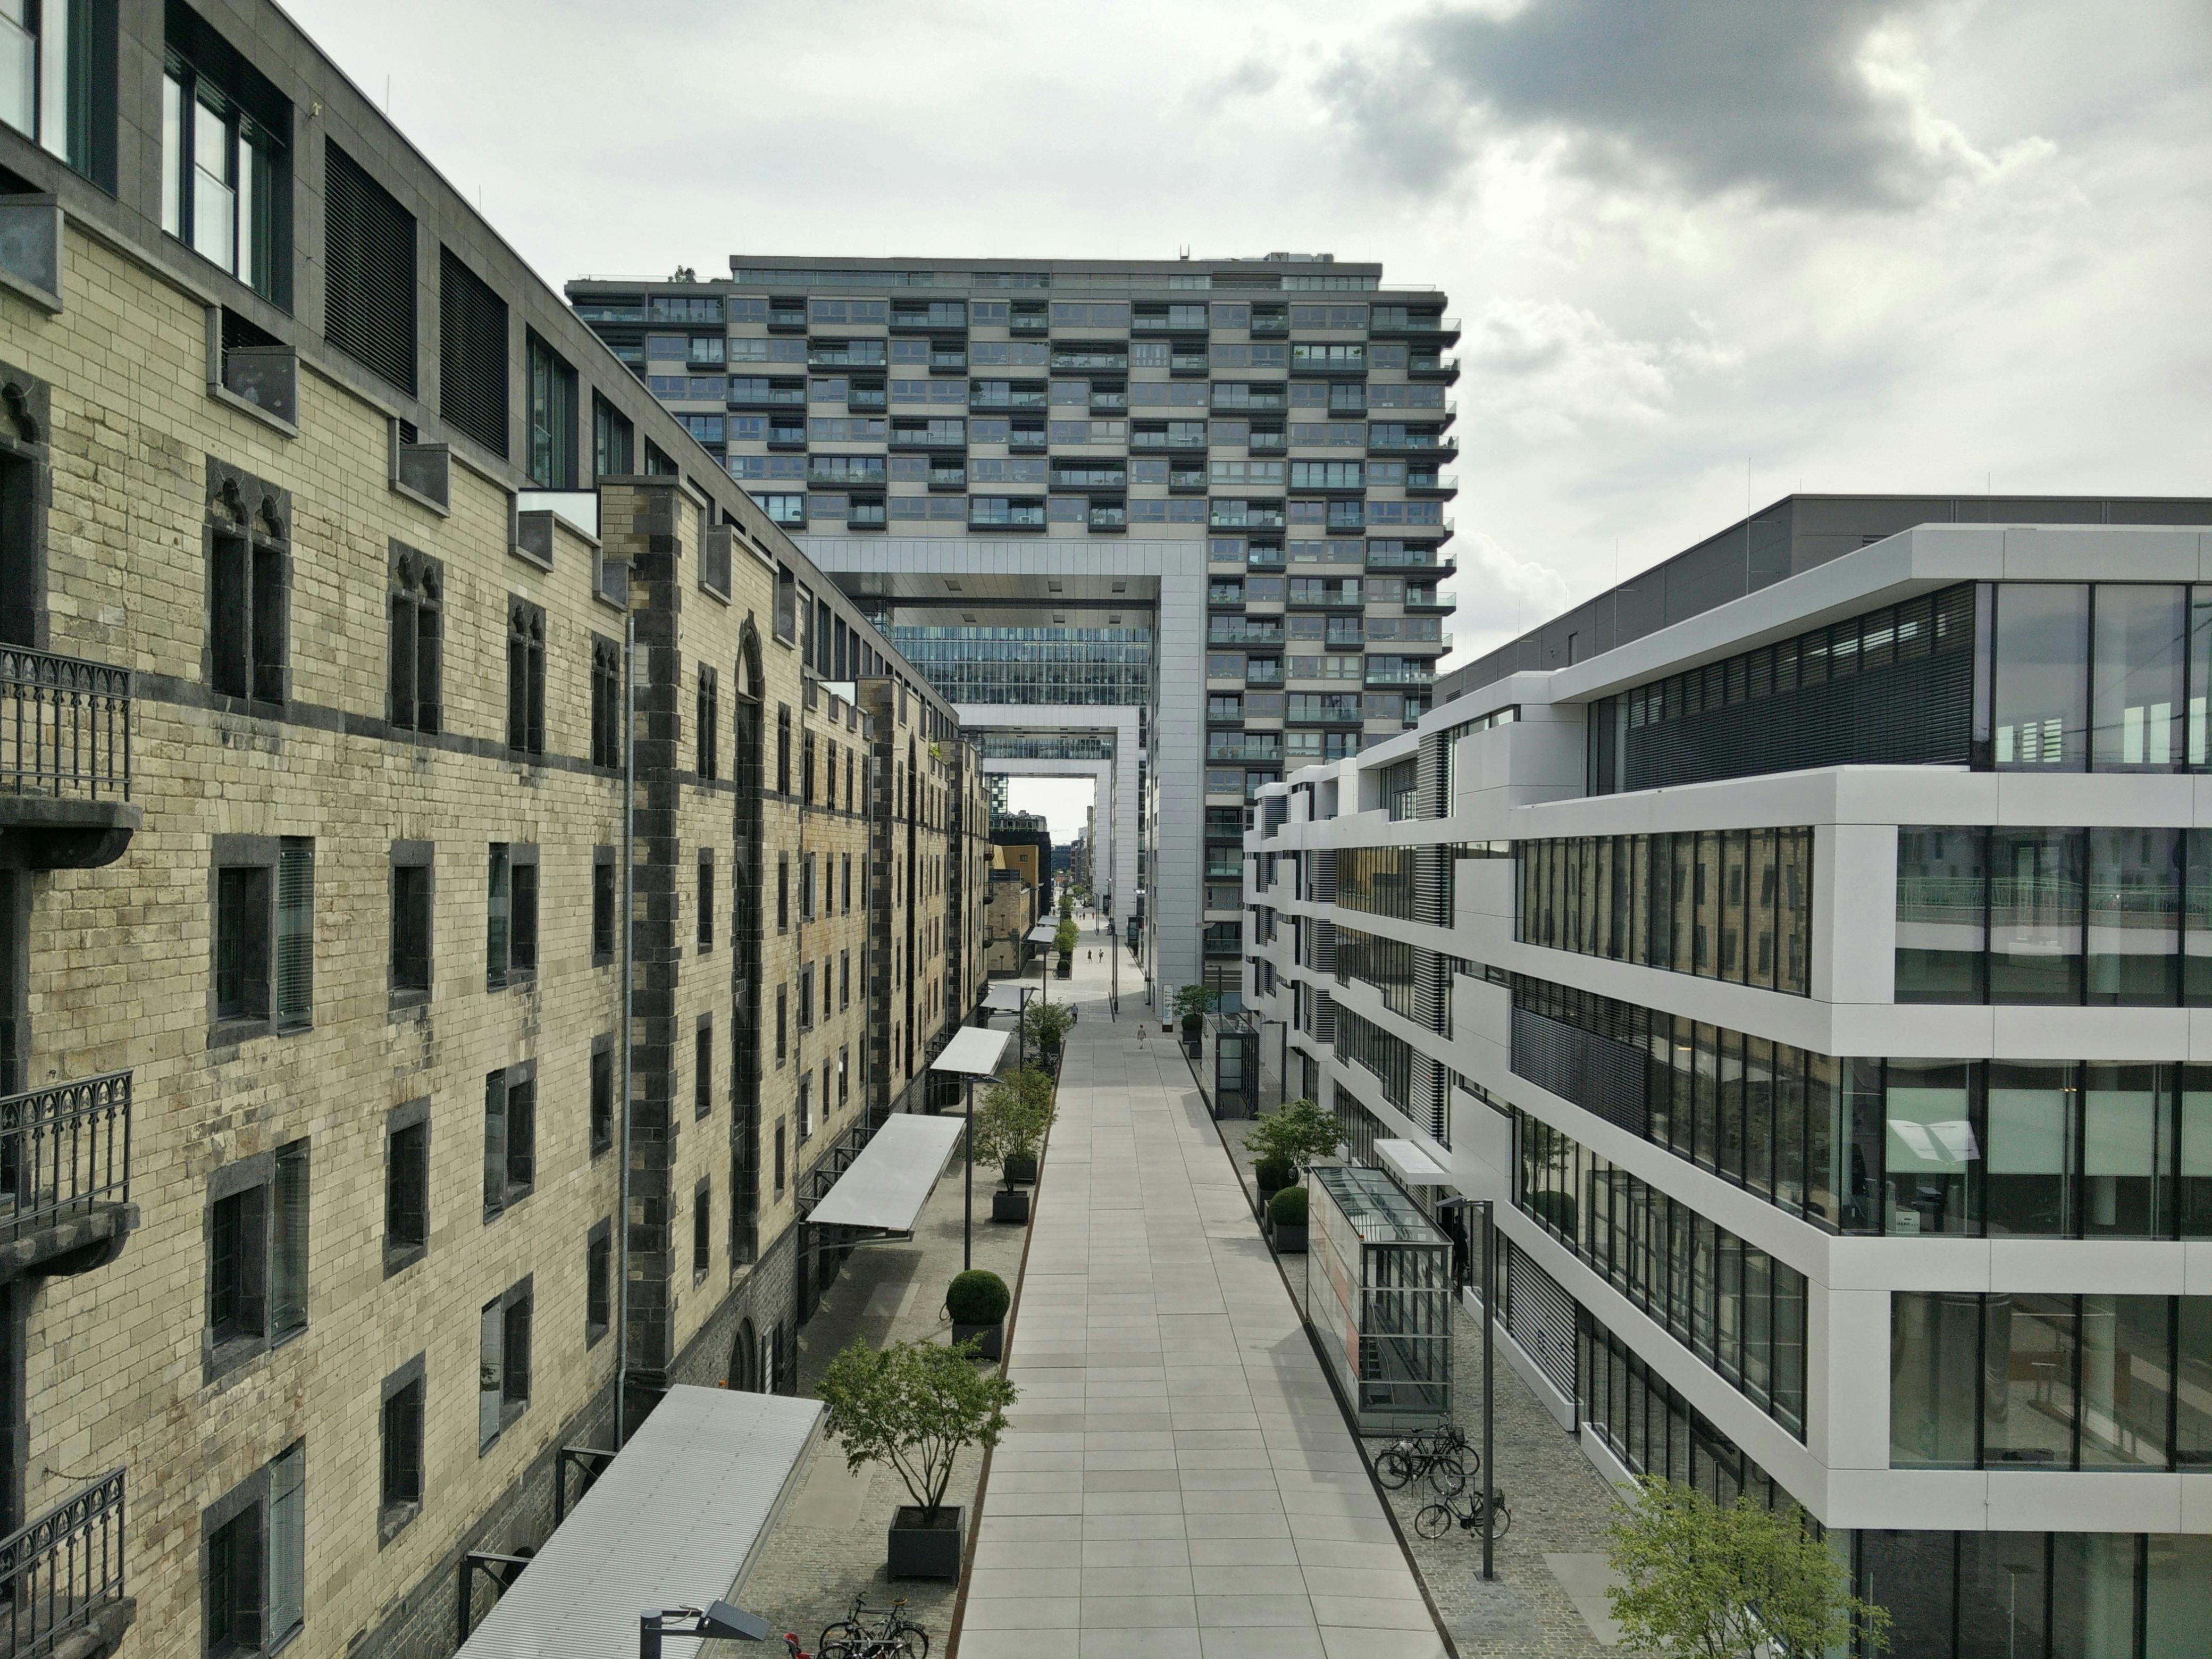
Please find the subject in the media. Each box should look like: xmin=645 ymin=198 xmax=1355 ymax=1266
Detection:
xmin=1213 ymin=1117 xmax=1629 ymax=1657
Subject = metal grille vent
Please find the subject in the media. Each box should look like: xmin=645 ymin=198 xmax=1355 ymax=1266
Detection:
xmin=1311 ymin=919 xmax=1336 ymax=974
xmin=1414 ymin=846 xmax=1448 ymax=927
xmin=1505 ymin=1241 xmax=1577 ymax=1402
xmin=1417 ymin=731 xmax=1447 ymax=819
xmin=1311 ymin=849 xmax=1337 ymax=903
xmin=323 ymin=141 xmax=417 ymax=396
xmin=440 ymin=246 xmax=509 ymax=457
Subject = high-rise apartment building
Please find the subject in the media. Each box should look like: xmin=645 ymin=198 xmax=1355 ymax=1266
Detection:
xmin=1247 ymin=495 xmax=2212 ymax=1655
xmin=0 ymin=5 xmax=985 ymax=1656
xmin=566 ymin=256 xmax=1457 ymax=999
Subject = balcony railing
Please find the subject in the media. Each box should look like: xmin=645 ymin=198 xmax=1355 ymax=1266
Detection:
xmin=0 ymin=1469 xmax=129 ymax=1659
xmin=1 ymin=650 xmax=130 ymax=803
xmin=1 ymin=1070 xmax=132 ymax=1250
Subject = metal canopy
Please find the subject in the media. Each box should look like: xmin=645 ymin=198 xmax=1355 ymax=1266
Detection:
xmin=1373 ymin=1139 xmax=1453 ymax=1187
xmin=807 ymin=1114 xmax=967 ymax=1231
xmin=455 ymin=1386 xmax=822 ymax=1658
xmin=932 ymin=1026 xmax=1012 ymax=1079
xmin=1027 ymin=922 xmax=1061 ymax=944
xmin=982 ymin=983 xmax=1035 ymax=1013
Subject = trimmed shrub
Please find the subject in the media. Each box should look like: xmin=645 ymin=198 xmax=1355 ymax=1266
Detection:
xmin=945 ymin=1268 xmax=1011 ymax=1326
xmin=1270 ymin=1185 xmax=1308 ymax=1228
xmin=1254 ymin=1155 xmax=1296 ymax=1193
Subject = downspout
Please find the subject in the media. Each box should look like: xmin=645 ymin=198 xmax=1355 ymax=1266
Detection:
xmin=615 ymin=607 xmax=635 ymax=1447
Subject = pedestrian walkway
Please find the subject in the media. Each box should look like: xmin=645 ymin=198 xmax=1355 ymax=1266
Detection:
xmin=960 ymin=941 xmax=1447 ymax=1659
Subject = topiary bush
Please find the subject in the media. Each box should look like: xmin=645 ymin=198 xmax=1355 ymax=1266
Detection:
xmin=1270 ymin=1185 xmax=1308 ymax=1228
xmin=945 ymin=1268 xmax=1011 ymax=1326
xmin=1254 ymin=1155 xmax=1296 ymax=1193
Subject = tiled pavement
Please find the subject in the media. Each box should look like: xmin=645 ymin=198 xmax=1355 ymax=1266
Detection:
xmin=958 ymin=947 xmax=1448 ymax=1659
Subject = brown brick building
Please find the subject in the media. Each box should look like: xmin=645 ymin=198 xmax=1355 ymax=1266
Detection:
xmin=0 ymin=3 xmax=985 ymax=1655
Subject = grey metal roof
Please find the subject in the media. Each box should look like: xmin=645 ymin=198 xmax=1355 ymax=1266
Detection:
xmin=930 ymin=1027 xmax=1013 ymax=1080
xmin=805 ymin=1113 xmax=967 ymax=1231
xmin=982 ymin=983 xmax=1035 ymax=1012
xmin=457 ymin=1386 xmax=823 ymax=1658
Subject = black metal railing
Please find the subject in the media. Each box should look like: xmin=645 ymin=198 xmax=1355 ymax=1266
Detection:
xmin=0 ymin=1073 xmax=132 ymax=1244
xmin=0 ymin=1470 xmax=126 ymax=1658
xmin=0 ymin=650 xmax=130 ymax=801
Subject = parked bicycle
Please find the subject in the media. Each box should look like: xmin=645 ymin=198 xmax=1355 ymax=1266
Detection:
xmin=1414 ymin=1484 xmax=1511 ymax=1541
xmin=820 ymin=1595 xmax=931 ymax=1659
xmin=1373 ymin=1423 xmax=1474 ymax=1498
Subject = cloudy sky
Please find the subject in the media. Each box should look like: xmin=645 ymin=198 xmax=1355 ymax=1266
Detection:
xmin=287 ymin=0 xmax=2212 ymax=835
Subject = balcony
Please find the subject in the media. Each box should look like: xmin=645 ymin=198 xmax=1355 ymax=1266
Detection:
xmin=0 ymin=651 xmax=138 ymax=870
xmin=1088 ymin=505 xmax=1128 ymax=534
xmin=847 ymin=389 xmax=888 ymax=413
xmin=1088 ymin=394 xmax=1128 ymax=415
xmin=929 ymin=351 xmax=968 ymax=374
xmin=0 ymin=1070 xmax=135 ymax=1285
xmin=891 ymin=307 xmax=969 ymax=333
xmin=1408 ymin=355 xmax=1461 ymax=382
xmin=1365 ymin=665 xmax=1436 ymax=688
xmin=1404 ymin=593 xmax=1453 ymax=613
xmin=1244 ymin=667 xmax=1285 ymax=688
xmin=1405 ymin=473 xmax=1457 ymax=496
xmin=1370 ymin=314 xmax=1461 ymax=343
xmin=1250 ymin=314 xmax=1288 ymax=337
xmin=1169 ymin=352 xmax=1210 ymax=377
xmin=1207 ymin=740 xmax=1283 ymax=764
xmin=1368 ymin=547 xmax=1455 ymax=576
xmin=1368 ymin=433 xmax=1459 ymax=460
xmin=1010 ymin=312 xmax=1048 ymax=336
xmin=767 ymin=309 xmax=808 ymax=333
xmin=1209 ymin=622 xmax=1284 ymax=647
xmin=0 ymin=1469 xmax=131 ymax=1659
xmin=928 ymin=467 xmax=967 ymax=492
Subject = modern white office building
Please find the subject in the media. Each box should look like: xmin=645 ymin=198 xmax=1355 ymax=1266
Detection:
xmin=1245 ymin=493 xmax=2212 ymax=1655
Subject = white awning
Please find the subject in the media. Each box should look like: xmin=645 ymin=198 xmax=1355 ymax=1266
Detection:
xmin=982 ymin=983 xmax=1035 ymax=1013
xmin=932 ymin=1026 xmax=1012 ymax=1079
xmin=457 ymin=1386 xmax=823 ymax=1658
xmin=1374 ymin=1138 xmax=1453 ymax=1186
xmin=1027 ymin=921 xmax=1061 ymax=944
xmin=806 ymin=1113 xmax=967 ymax=1231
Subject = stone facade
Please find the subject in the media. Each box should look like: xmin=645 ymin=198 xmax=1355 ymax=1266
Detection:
xmin=0 ymin=5 xmax=989 ymax=1657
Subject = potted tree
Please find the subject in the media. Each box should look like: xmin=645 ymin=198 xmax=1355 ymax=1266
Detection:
xmin=817 ymin=1338 xmax=1017 ymax=1581
xmin=1022 ymin=1000 xmax=1075 ymax=1068
xmin=944 ymin=1268 xmax=1012 ymax=1358
xmin=1269 ymin=1184 xmax=1309 ymax=1253
xmin=1254 ymin=1154 xmax=1296 ymax=1222
xmin=1173 ymin=983 xmax=1219 ymax=1058
xmin=974 ymin=1067 xmax=1055 ymax=1221
xmin=1053 ymin=917 xmax=1078 ymax=978
xmin=1245 ymin=1097 xmax=1345 ymax=1219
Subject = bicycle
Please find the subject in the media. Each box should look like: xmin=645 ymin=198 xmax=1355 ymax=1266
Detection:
xmin=821 ymin=1595 xmax=931 ymax=1659
xmin=1373 ymin=1424 xmax=1474 ymax=1498
xmin=1414 ymin=1485 xmax=1511 ymax=1542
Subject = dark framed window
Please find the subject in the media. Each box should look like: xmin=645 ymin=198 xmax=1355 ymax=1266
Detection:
xmin=201 ymin=1442 xmax=305 ymax=1656
xmin=697 ymin=666 xmax=719 ymax=781
xmin=776 ymin=705 xmax=791 ymax=793
xmin=1 ymin=0 xmax=110 ymax=186
xmin=213 ymin=862 xmax=270 ymax=1028
xmin=586 ymin=1219 xmax=611 ymax=1345
xmin=487 ymin=842 xmax=539 ymax=988
xmin=592 ymin=395 xmax=633 ymax=479
xmin=382 ymin=1098 xmax=429 ymax=1277
xmin=593 ymin=844 xmax=617 ymax=964
xmin=842 ymin=853 xmax=851 ymax=914
xmin=695 ymin=1018 xmax=713 ymax=1120
xmin=590 ymin=1033 xmax=614 ymax=1155
xmin=478 ymin=1277 xmax=533 ymax=1451
xmin=774 ymin=1120 xmax=785 ymax=1192
xmin=482 ymin=1063 xmax=535 ymax=1220
xmin=798 ymin=962 xmax=815 ymax=1032
xmin=378 ymin=1356 xmax=425 ymax=1544
xmin=524 ymin=329 xmax=577 ymax=488
xmin=840 ymin=950 xmax=850 ymax=1010
xmin=698 ymin=850 xmax=714 ymax=953
xmin=591 ymin=634 xmax=621 ymax=768
xmin=440 ymin=245 xmax=508 ymax=457
xmin=323 ymin=140 xmax=415 ymax=394
xmin=693 ymin=1177 xmax=711 ymax=1281
xmin=389 ymin=840 xmax=433 ymax=1006
xmin=775 ymin=983 xmax=787 ymax=1064
xmin=388 ymin=544 xmax=442 ymax=732
xmin=207 ymin=464 xmax=289 ymax=706
xmin=163 ymin=36 xmax=288 ymax=301
xmin=797 ymin=1073 xmax=812 ymax=1142
xmin=506 ymin=598 xmax=546 ymax=757
xmin=274 ymin=836 xmax=311 ymax=1031
xmin=204 ymin=1140 xmax=308 ymax=1382
xmin=777 ymin=855 xmax=789 ymax=933
xmin=800 ymin=853 xmax=815 ymax=923
xmin=801 ymin=731 xmax=816 ymax=806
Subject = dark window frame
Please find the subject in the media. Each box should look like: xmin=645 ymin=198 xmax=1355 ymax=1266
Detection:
xmin=692 ymin=1176 xmax=711 ymax=1283
xmin=698 ymin=848 xmax=714 ymax=953
xmin=586 ymin=1218 xmax=612 ymax=1345
xmin=697 ymin=665 xmax=720 ymax=781
xmin=695 ymin=1015 xmax=713 ymax=1121
xmin=482 ymin=1061 xmax=537 ymax=1221
xmin=506 ymin=597 xmax=546 ymax=758
xmin=592 ymin=844 xmax=618 ymax=965
xmin=377 ymin=1354 xmax=425 ymax=1545
xmin=486 ymin=841 xmax=540 ymax=990
xmin=200 ymin=1440 xmax=306 ymax=1657
xmin=388 ymin=840 xmax=434 ymax=1009
xmin=477 ymin=1276 xmax=533 ymax=1453
xmin=590 ymin=634 xmax=622 ymax=769
xmin=590 ymin=1032 xmax=615 ymax=1157
xmin=204 ymin=461 xmax=290 ymax=710
xmin=382 ymin=1096 xmax=430 ymax=1278
xmin=524 ymin=328 xmax=579 ymax=489
xmin=387 ymin=542 xmax=442 ymax=733
xmin=204 ymin=1139 xmax=309 ymax=1384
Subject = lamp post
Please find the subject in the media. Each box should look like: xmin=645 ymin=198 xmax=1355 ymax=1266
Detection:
xmin=1439 ymin=1195 xmax=1496 ymax=1581
xmin=929 ymin=1027 xmax=1013 ymax=1280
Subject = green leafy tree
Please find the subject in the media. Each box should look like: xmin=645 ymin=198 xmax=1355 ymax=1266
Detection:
xmin=972 ymin=1066 xmax=1057 ymax=1184
xmin=1053 ymin=917 xmax=1079 ymax=956
xmin=1244 ymin=1096 xmax=1345 ymax=1176
xmin=1021 ymin=999 xmax=1075 ymax=1054
xmin=816 ymin=1339 xmax=1019 ymax=1523
xmin=1172 ymin=983 xmax=1221 ymax=1026
xmin=1604 ymin=1477 xmax=1887 ymax=1659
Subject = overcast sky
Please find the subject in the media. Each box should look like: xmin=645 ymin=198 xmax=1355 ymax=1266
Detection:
xmin=284 ymin=0 xmax=2212 ymax=840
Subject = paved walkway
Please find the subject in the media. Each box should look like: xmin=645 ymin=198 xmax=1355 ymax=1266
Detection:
xmin=960 ymin=942 xmax=1447 ymax=1659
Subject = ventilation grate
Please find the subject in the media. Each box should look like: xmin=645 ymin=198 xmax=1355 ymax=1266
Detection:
xmin=440 ymin=246 xmax=509 ymax=457
xmin=323 ymin=142 xmax=417 ymax=396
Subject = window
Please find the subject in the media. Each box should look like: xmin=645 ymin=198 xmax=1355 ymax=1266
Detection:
xmin=696 ymin=1019 xmax=713 ymax=1119
xmin=478 ymin=1278 xmax=533 ymax=1451
xmin=379 ymin=1356 xmax=425 ymax=1541
xmin=524 ymin=330 xmax=577 ymax=488
xmin=839 ymin=1046 xmax=850 ymax=1108
xmin=693 ymin=1178 xmax=710 ymax=1280
xmin=207 ymin=464 xmax=289 ymax=705
xmin=697 ymin=665 xmax=719 ymax=780
xmin=693 ymin=849 xmax=713 ymax=953
xmin=383 ymin=1100 xmax=428 ymax=1277
xmin=213 ymin=859 xmax=270 ymax=1028
xmin=774 ymin=1120 xmax=786 ymax=1193
xmin=272 ymin=836 xmax=312 ymax=1031
xmin=592 ymin=393 xmax=634 ymax=478
xmin=389 ymin=841 xmax=433 ymax=1004
xmin=163 ymin=38 xmax=285 ymax=299
xmin=503 ymin=598 xmax=547 ymax=756
xmin=441 ymin=246 xmax=509 ymax=457
xmin=777 ymin=854 xmax=789 ymax=933
xmin=205 ymin=1140 xmax=308 ymax=1380
xmin=586 ymin=1220 xmax=611 ymax=1345
xmin=800 ymin=852 xmax=815 ymax=922
xmin=801 ymin=732 xmax=816 ymax=805
xmin=482 ymin=1063 xmax=535 ymax=1219
xmin=486 ymin=843 xmax=538 ymax=988
xmin=591 ymin=635 xmax=621 ymax=768
xmin=842 ymin=853 xmax=852 ymax=914
xmin=776 ymin=706 xmax=791 ymax=793
xmin=590 ymin=1034 xmax=614 ymax=1155
xmin=775 ymin=983 xmax=787 ymax=1064
xmin=797 ymin=1073 xmax=812 ymax=1142
xmin=798 ymin=962 xmax=815 ymax=1032
xmin=322 ymin=140 xmax=415 ymax=392
xmin=387 ymin=545 xmax=442 ymax=732
xmin=202 ymin=1442 xmax=306 ymax=1656
xmin=592 ymin=845 xmax=617 ymax=965
xmin=840 ymin=949 xmax=850 ymax=1011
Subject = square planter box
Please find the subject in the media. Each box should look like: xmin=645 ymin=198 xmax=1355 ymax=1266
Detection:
xmin=888 ymin=1504 xmax=965 ymax=1580
xmin=1003 ymin=1154 xmax=1038 ymax=1186
xmin=991 ymin=1188 xmax=1031 ymax=1225
xmin=1273 ymin=1222 xmax=1308 ymax=1253
xmin=952 ymin=1320 xmax=1003 ymax=1360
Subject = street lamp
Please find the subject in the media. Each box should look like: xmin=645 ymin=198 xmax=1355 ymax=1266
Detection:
xmin=639 ymin=1601 xmax=772 ymax=1656
xmin=930 ymin=1026 xmax=1012 ymax=1272
xmin=1437 ymin=1195 xmax=1497 ymax=1581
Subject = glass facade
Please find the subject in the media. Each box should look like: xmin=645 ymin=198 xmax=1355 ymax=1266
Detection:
xmin=882 ymin=625 xmax=1151 ymax=706
xmin=1337 ymin=845 xmax=1417 ymax=920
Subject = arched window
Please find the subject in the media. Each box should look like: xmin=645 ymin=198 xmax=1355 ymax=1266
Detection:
xmin=731 ymin=1318 xmax=758 ymax=1390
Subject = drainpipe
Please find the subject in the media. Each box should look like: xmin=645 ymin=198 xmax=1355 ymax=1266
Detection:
xmin=615 ymin=607 xmax=635 ymax=1448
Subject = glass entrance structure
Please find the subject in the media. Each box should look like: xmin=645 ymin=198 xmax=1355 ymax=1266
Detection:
xmin=1304 ymin=1164 xmax=1453 ymax=1432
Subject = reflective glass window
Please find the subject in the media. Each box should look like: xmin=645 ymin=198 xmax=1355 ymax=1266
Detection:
xmin=1884 ymin=1058 xmax=1978 ymax=1236
xmin=2091 ymin=583 xmax=2185 ymax=770
xmin=2087 ymin=826 xmax=2180 ymax=1005
xmin=1982 ymin=1292 xmax=2076 ymax=1465
xmin=1984 ymin=1060 xmax=2074 ymax=1236
xmin=1988 ymin=827 xmax=2083 ymax=1003
xmin=1897 ymin=826 xmax=1985 ymax=1002
xmin=1993 ymin=583 xmax=2089 ymax=769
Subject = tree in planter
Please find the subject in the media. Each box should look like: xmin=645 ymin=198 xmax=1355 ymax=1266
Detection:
xmin=1021 ymin=999 xmax=1075 ymax=1059
xmin=1604 ymin=1477 xmax=1888 ymax=1659
xmin=1244 ymin=1096 xmax=1345 ymax=1178
xmin=1268 ymin=1183 xmax=1309 ymax=1251
xmin=973 ymin=1067 xmax=1057 ymax=1187
xmin=816 ymin=1338 xmax=1019 ymax=1528
xmin=1052 ymin=917 xmax=1079 ymax=975
xmin=1172 ymin=983 xmax=1220 ymax=1033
